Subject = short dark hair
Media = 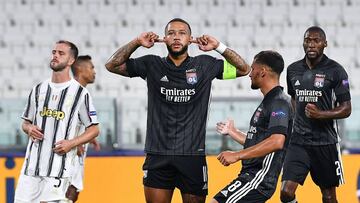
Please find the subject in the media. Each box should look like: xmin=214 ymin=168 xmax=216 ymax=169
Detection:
xmin=71 ymin=55 xmax=92 ymax=76
xmin=304 ymin=26 xmax=326 ymax=40
xmin=164 ymin=18 xmax=192 ymax=35
xmin=56 ymin=40 xmax=79 ymax=60
xmin=253 ymin=50 xmax=284 ymax=75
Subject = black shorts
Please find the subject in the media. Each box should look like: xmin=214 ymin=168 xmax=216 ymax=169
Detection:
xmin=282 ymin=143 xmax=344 ymax=188
xmin=142 ymin=154 xmax=208 ymax=196
xmin=213 ymin=177 xmax=268 ymax=203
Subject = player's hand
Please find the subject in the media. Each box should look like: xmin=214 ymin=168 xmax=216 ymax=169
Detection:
xmin=216 ymin=119 xmax=235 ymax=135
xmin=76 ymin=145 xmax=85 ymax=156
xmin=217 ymin=151 xmax=240 ymax=166
xmin=305 ymin=103 xmax=322 ymax=119
xmin=53 ymin=140 xmax=75 ymax=155
xmin=192 ymin=35 xmax=219 ymax=52
xmin=91 ymin=139 xmax=101 ymax=151
xmin=27 ymin=125 xmax=44 ymax=141
xmin=137 ymin=32 xmax=161 ymax=48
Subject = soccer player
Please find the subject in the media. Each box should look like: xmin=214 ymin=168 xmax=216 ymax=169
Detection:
xmin=15 ymin=41 xmax=100 ymax=203
xmin=105 ymin=18 xmax=250 ymax=203
xmin=212 ymin=50 xmax=293 ymax=203
xmin=66 ymin=55 xmax=101 ymax=202
xmin=280 ymin=26 xmax=352 ymax=203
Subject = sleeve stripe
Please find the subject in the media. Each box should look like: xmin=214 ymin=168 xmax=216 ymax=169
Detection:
xmin=85 ymin=93 xmax=92 ymax=123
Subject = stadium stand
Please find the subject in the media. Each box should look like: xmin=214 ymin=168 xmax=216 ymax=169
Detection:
xmin=0 ymin=0 xmax=359 ymax=153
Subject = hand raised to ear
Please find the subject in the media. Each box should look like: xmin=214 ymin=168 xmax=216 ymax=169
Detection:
xmin=191 ymin=35 xmax=219 ymax=52
xmin=137 ymin=32 xmax=161 ymax=48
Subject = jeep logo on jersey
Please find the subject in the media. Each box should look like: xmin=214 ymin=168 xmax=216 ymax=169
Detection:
xmin=186 ymin=69 xmax=198 ymax=85
xmin=314 ymin=74 xmax=325 ymax=88
xmin=39 ymin=107 xmax=65 ymax=120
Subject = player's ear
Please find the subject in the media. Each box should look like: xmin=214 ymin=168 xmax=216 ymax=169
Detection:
xmin=189 ymin=36 xmax=193 ymax=45
xmin=69 ymin=57 xmax=75 ymax=66
xmin=324 ymin=40 xmax=327 ymax=48
xmin=261 ymin=67 xmax=266 ymax=78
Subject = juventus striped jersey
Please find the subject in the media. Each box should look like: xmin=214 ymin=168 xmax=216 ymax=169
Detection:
xmin=126 ymin=55 xmax=230 ymax=155
xmin=21 ymin=79 xmax=99 ymax=178
xmin=287 ymin=55 xmax=351 ymax=145
xmin=240 ymin=86 xmax=293 ymax=198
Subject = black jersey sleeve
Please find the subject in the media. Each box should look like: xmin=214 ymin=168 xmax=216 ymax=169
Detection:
xmin=211 ymin=58 xmax=225 ymax=80
xmin=126 ymin=55 xmax=155 ymax=79
xmin=268 ymin=99 xmax=291 ymax=136
xmin=333 ymin=67 xmax=351 ymax=103
xmin=286 ymin=67 xmax=295 ymax=98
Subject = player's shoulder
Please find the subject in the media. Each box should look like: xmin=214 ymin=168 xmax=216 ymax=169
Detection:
xmin=287 ymin=59 xmax=303 ymax=71
xmin=272 ymin=89 xmax=292 ymax=106
xmin=193 ymin=54 xmax=217 ymax=61
xmin=326 ymin=56 xmax=347 ymax=71
xmin=33 ymin=79 xmax=50 ymax=89
xmin=139 ymin=54 xmax=161 ymax=60
xmin=70 ymin=79 xmax=91 ymax=94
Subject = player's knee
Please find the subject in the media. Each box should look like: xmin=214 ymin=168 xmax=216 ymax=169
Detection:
xmin=322 ymin=194 xmax=337 ymax=203
xmin=280 ymin=187 xmax=295 ymax=202
xmin=209 ymin=198 xmax=219 ymax=203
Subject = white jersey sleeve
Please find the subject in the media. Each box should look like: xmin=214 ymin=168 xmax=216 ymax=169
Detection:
xmin=78 ymin=92 xmax=99 ymax=128
xmin=21 ymin=85 xmax=38 ymax=122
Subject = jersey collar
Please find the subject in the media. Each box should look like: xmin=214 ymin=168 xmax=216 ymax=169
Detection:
xmin=263 ymin=86 xmax=283 ymax=101
xmin=165 ymin=55 xmax=191 ymax=69
xmin=301 ymin=54 xmax=329 ymax=70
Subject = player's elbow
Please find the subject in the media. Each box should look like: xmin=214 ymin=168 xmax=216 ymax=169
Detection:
xmin=270 ymin=134 xmax=285 ymax=151
xmin=236 ymin=64 xmax=251 ymax=77
xmin=343 ymin=106 xmax=352 ymax=118
xmin=105 ymin=62 xmax=115 ymax=73
xmin=93 ymin=126 xmax=100 ymax=138
xmin=89 ymin=124 xmax=100 ymax=139
xmin=273 ymin=140 xmax=284 ymax=151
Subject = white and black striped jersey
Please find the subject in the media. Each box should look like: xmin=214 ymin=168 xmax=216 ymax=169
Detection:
xmin=21 ymin=78 xmax=99 ymax=178
xmin=287 ymin=55 xmax=351 ymax=145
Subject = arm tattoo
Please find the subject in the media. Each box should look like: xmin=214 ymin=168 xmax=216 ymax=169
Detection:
xmin=105 ymin=39 xmax=140 ymax=76
xmin=222 ymin=48 xmax=250 ymax=76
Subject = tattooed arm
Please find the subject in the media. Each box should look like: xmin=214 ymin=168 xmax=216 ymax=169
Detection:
xmin=193 ymin=34 xmax=251 ymax=77
xmin=222 ymin=47 xmax=251 ymax=77
xmin=105 ymin=32 xmax=160 ymax=76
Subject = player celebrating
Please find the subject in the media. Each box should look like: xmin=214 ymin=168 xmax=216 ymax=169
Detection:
xmin=66 ymin=55 xmax=101 ymax=202
xmin=105 ymin=18 xmax=250 ymax=203
xmin=212 ymin=51 xmax=293 ymax=203
xmin=14 ymin=41 xmax=99 ymax=203
xmin=281 ymin=26 xmax=352 ymax=203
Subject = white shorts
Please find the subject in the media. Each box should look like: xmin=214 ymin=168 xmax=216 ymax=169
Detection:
xmin=14 ymin=174 xmax=72 ymax=203
xmin=70 ymin=155 xmax=85 ymax=191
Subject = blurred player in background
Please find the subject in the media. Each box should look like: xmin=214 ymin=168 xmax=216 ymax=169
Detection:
xmin=14 ymin=41 xmax=100 ymax=203
xmin=212 ymin=51 xmax=293 ymax=203
xmin=66 ymin=55 xmax=101 ymax=202
xmin=281 ymin=26 xmax=352 ymax=203
xmin=105 ymin=18 xmax=250 ymax=203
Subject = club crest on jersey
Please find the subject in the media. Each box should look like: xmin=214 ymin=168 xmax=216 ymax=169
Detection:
xmin=186 ymin=69 xmax=198 ymax=85
xmin=314 ymin=74 xmax=325 ymax=88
